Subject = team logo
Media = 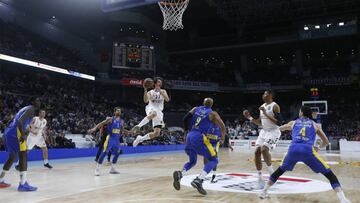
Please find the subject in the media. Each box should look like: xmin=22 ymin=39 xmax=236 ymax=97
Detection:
xmin=181 ymin=173 xmax=332 ymax=194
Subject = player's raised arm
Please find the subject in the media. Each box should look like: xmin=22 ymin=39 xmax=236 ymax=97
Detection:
xmin=88 ymin=117 xmax=112 ymax=134
xmin=243 ymin=109 xmax=261 ymax=126
xmin=143 ymin=83 xmax=150 ymax=103
xmin=160 ymin=89 xmax=170 ymax=102
xmin=260 ymin=104 xmax=283 ymax=125
xmin=279 ymin=121 xmax=294 ymax=131
xmin=314 ymin=122 xmax=330 ymax=149
xmin=209 ymin=111 xmax=226 ymax=145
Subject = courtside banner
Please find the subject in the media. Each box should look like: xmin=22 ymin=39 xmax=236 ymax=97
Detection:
xmin=340 ymin=140 xmax=360 ymax=152
xmin=170 ymin=80 xmax=219 ymax=91
xmin=230 ymin=140 xmax=250 ymax=149
xmin=277 ymin=140 xmax=292 ymax=149
xmin=121 ymin=78 xmax=143 ymax=86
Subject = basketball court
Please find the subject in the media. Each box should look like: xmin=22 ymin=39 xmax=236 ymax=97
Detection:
xmin=0 ymin=0 xmax=360 ymax=202
xmin=1 ymin=149 xmax=359 ymax=203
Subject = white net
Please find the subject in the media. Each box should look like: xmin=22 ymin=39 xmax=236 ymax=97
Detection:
xmin=158 ymin=0 xmax=190 ymax=31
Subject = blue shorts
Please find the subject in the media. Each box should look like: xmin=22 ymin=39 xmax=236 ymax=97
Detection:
xmin=280 ymin=144 xmax=330 ymax=174
xmin=3 ymin=127 xmax=27 ymax=153
xmin=185 ymin=131 xmax=217 ymax=160
xmin=103 ymin=135 xmax=120 ymax=154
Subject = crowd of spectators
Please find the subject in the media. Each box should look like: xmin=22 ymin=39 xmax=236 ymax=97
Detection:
xmin=2 ymin=67 xmax=360 ymax=149
xmin=324 ymin=101 xmax=360 ymax=141
xmin=1 ymin=65 xmax=360 ymax=151
xmin=161 ymin=61 xmax=238 ymax=86
xmin=111 ymin=60 xmax=238 ymax=87
xmin=0 ymin=66 xmax=186 ymax=150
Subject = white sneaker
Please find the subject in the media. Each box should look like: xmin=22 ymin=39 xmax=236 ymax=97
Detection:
xmin=340 ymin=198 xmax=351 ymax=203
xmin=94 ymin=168 xmax=100 ymax=176
xmin=133 ymin=135 xmax=142 ymax=147
xmin=109 ymin=168 xmax=120 ymax=174
xmin=259 ymin=190 xmax=269 ymax=199
xmin=258 ymin=177 xmax=265 ymax=189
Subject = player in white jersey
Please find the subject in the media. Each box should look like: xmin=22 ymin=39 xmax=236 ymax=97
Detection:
xmin=243 ymin=90 xmax=282 ymax=188
xmin=26 ymin=110 xmax=52 ymax=169
xmin=132 ymin=77 xmax=170 ymax=147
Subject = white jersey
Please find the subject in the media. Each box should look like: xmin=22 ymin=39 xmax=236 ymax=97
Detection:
xmin=30 ymin=117 xmax=47 ymax=136
xmin=259 ymin=102 xmax=279 ymax=130
xmin=147 ymin=89 xmax=164 ymax=111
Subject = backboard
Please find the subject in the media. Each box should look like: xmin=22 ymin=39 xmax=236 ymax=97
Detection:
xmin=302 ymin=100 xmax=328 ymax=115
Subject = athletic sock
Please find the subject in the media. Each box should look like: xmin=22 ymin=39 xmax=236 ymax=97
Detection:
xmin=138 ymin=117 xmax=150 ymax=128
xmin=198 ymin=171 xmax=207 ymax=180
xmin=96 ymin=163 xmax=101 ymax=170
xmin=20 ymin=171 xmax=27 ymax=185
xmin=181 ymin=168 xmax=187 ymax=176
xmin=267 ymin=165 xmax=274 ymax=174
xmin=263 ymin=182 xmax=271 ymax=192
xmin=336 ymin=190 xmax=346 ymax=201
xmin=258 ymin=170 xmax=262 ymax=178
xmin=44 ymin=159 xmax=49 ymax=165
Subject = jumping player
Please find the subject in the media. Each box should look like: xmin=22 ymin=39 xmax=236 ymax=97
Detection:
xmin=0 ymin=97 xmax=41 ymax=191
xmin=172 ymin=98 xmax=226 ymax=195
xmin=259 ymin=106 xmax=351 ymax=203
xmin=88 ymin=107 xmax=129 ymax=176
xmin=243 ymin=90 xmax=282 ymax=188
xmin=132 ymin=77 xmax=170 ymax=147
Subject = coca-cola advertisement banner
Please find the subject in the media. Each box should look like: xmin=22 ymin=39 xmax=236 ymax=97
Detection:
xmin=121 ymin=78 xmax=143 ymax=86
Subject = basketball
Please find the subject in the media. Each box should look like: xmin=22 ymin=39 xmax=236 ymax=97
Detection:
xmin=143 ymin=78 xmax=154 ymax=89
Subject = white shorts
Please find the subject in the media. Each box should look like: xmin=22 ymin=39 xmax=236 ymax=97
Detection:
xmin=145 ymin=106 xmax=164 ymax=128
xmin=27 ymin=133 xmax=47 ymax=149
xmin=255 ymin=128 xmax=281 ymax=150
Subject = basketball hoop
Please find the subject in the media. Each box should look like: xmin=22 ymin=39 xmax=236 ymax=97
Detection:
xmin=158 ymin=0 xmax=190 ymax=31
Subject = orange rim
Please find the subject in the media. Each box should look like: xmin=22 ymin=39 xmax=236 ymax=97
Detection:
xmin=159 ymin=0 xmax=187 ymax=6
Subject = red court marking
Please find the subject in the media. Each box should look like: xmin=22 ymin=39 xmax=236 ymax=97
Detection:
xmin=227 ymin=173 xmax=311 ymax=183
xmin=0 ymin=183 xmax=11 ymax=188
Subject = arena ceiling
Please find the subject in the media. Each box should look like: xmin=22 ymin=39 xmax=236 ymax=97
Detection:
xmin=2 ymin=0 xmax=360 ymax=51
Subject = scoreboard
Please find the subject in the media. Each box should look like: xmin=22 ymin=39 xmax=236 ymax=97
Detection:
xmin=112 ymin=42 xmax=154 ymax=70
